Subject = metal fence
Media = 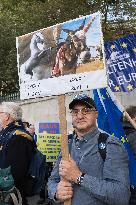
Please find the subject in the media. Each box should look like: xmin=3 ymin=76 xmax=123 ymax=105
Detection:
xmin=0 ymin=92 xmax=20 ymax=102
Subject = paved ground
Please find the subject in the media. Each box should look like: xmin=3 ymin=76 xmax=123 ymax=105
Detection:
xmin=27 ymin=195 xmax=40 ymax=205
xmin=27 ymin=195 xmax=53 ymax=205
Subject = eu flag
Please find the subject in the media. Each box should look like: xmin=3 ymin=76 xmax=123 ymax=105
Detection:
xmin=105 ymin=34 xmax=136 ymax=92
xmin=93 ymin=87 xmax=136 ymax=186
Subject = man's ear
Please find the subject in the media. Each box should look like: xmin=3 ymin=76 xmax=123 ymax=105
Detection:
xmin=95 ymin=111 xmax=98 ymax=118
xmin=5 ymin=113 xmax=10 ymax=121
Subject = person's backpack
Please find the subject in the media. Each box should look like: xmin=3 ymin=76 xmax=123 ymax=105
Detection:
xmin=0 ymin=166 xmax=22 ymax=205
xmin=2 ymin=129 xmax=47 ymax=197
xmin=14 ymin=129 xmax=47 ymax=196
xmin=26 ymin=147 xmax=47 ymax=196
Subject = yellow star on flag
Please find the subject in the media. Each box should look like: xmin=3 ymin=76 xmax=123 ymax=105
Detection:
xmin=106 ymin=91 xmax=110 ymax=97
xmin=111 ymin=133 xmax=115 ymax=137
xmin=102 ymin=95 xmax=105 ymax=100
xmin=133 ymin=47 xmax=136 ymax=52
xmin=127 ymin=84 xmax=133 ymax=91
xmin=111 ymin=45 xmax=116 ymax=49
xmin=121 ymin=42 xmax=127 ymax=48
xmin=121 ymin=136 xmax=126 ymax=143
xmin=114 ymin=86 xmax=120 ymax=91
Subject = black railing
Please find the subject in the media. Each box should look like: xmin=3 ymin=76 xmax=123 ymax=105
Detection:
xmin=0 ymin=92 xmax=20 ymax=102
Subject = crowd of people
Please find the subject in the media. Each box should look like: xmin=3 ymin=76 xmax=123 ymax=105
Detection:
xmin=0 ymin=95 xmax=136 ymax=205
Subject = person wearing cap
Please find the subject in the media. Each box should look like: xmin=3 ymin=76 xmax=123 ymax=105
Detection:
xmin=48 ymin=93 xmax=130 ymax=205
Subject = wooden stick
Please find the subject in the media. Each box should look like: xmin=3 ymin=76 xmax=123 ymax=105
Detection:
xmin=58 ymin=94 xmax=71 ymax=205
xmin=123 ymin=111 xmax=136 ymax=129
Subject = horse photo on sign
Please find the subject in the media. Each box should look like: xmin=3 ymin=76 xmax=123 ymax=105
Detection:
xmin=16 ymin=12 xmax=107 ymax=100
xmin=52 ymin=15 xmax=103 ymax=77
xmin=17 ymin=30 xmax=54 ymax=82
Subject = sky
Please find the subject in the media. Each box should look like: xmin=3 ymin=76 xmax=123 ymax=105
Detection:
xmin=58 ymin=12 xmax=103 ymax=48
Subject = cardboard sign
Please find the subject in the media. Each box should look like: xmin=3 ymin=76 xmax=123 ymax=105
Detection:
xmin=16 ymin=12 xmax=107 ymax=99
xmin=37 ymin=122 xmax=61 ymax=162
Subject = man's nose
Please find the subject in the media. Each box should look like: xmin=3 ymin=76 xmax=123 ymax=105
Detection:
xmin=76 ymin=110 xmax=84 ymax=118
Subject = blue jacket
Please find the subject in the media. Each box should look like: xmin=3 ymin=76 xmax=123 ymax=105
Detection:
xmin=48 ymin=128 xmax=130 ymax=205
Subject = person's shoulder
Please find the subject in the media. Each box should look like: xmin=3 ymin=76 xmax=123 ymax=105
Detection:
xmin=107 ymin=135 xmax=123 ymax=146
xmin=99 ymin=132 xmax=123 ymax=146
xmin=106 ymin=135 xmax=128 ymax=157
xmin=12 ymin=129 xmax=33 ymax=142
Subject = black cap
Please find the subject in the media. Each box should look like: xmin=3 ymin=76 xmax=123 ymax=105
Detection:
xmin=69 ymin=93 xmax=96 ymax=110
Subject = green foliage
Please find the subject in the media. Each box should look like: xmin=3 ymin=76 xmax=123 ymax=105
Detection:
xmin=0 ymin=0 xmax=135 ymax=94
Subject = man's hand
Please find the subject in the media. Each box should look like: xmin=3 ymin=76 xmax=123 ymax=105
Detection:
xmin=59 ymin=156 xmax=82 ymax=182
xmin=56 ymin=180 xmax=73 ymax=202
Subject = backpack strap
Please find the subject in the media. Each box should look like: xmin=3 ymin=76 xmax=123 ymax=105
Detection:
xmin=98 ymin=133 xmax=109 ymax=161
xmin=9 ymin=188 xmax=22 ymax=205
xmin=68 ymin=132 xmax=109 ymax=162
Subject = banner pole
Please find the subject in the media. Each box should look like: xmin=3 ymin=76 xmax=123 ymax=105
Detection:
xmin=58 ymin=94 xmax=71 ymax=205
xmin=123 ymin=111 xmax=136 ymax=129
xmin=108 ymin=88 xmax=136 ymax=130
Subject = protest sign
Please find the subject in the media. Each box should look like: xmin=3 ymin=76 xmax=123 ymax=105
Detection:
xmin=16 ymin=12 xmax=107 ymax=99
xmin=37 ymin=122 xmax=61 ymax=162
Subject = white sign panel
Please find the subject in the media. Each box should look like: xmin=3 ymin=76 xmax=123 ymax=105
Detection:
xmin=16 ymin=12 xmax=107 ymax=99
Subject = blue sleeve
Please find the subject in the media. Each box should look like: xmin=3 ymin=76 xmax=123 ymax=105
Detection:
xmin=80 ymin=139 xmax=130 ymax=205
xmin=47 ymin=153 xmax=62 ymax=200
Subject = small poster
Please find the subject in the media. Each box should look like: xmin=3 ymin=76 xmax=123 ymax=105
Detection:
xmin=38 ymin=123 xmax=61 ymax=162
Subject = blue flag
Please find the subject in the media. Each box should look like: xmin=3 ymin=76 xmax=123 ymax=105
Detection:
xmin=105 ymin=34 xmax=136 ymax=92
xmin=93 ymin=87 xmax=136 ymax=186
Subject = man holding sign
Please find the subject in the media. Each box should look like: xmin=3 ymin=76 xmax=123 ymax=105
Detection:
xmin=48 ymin=93 xmax=130 ymax=205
